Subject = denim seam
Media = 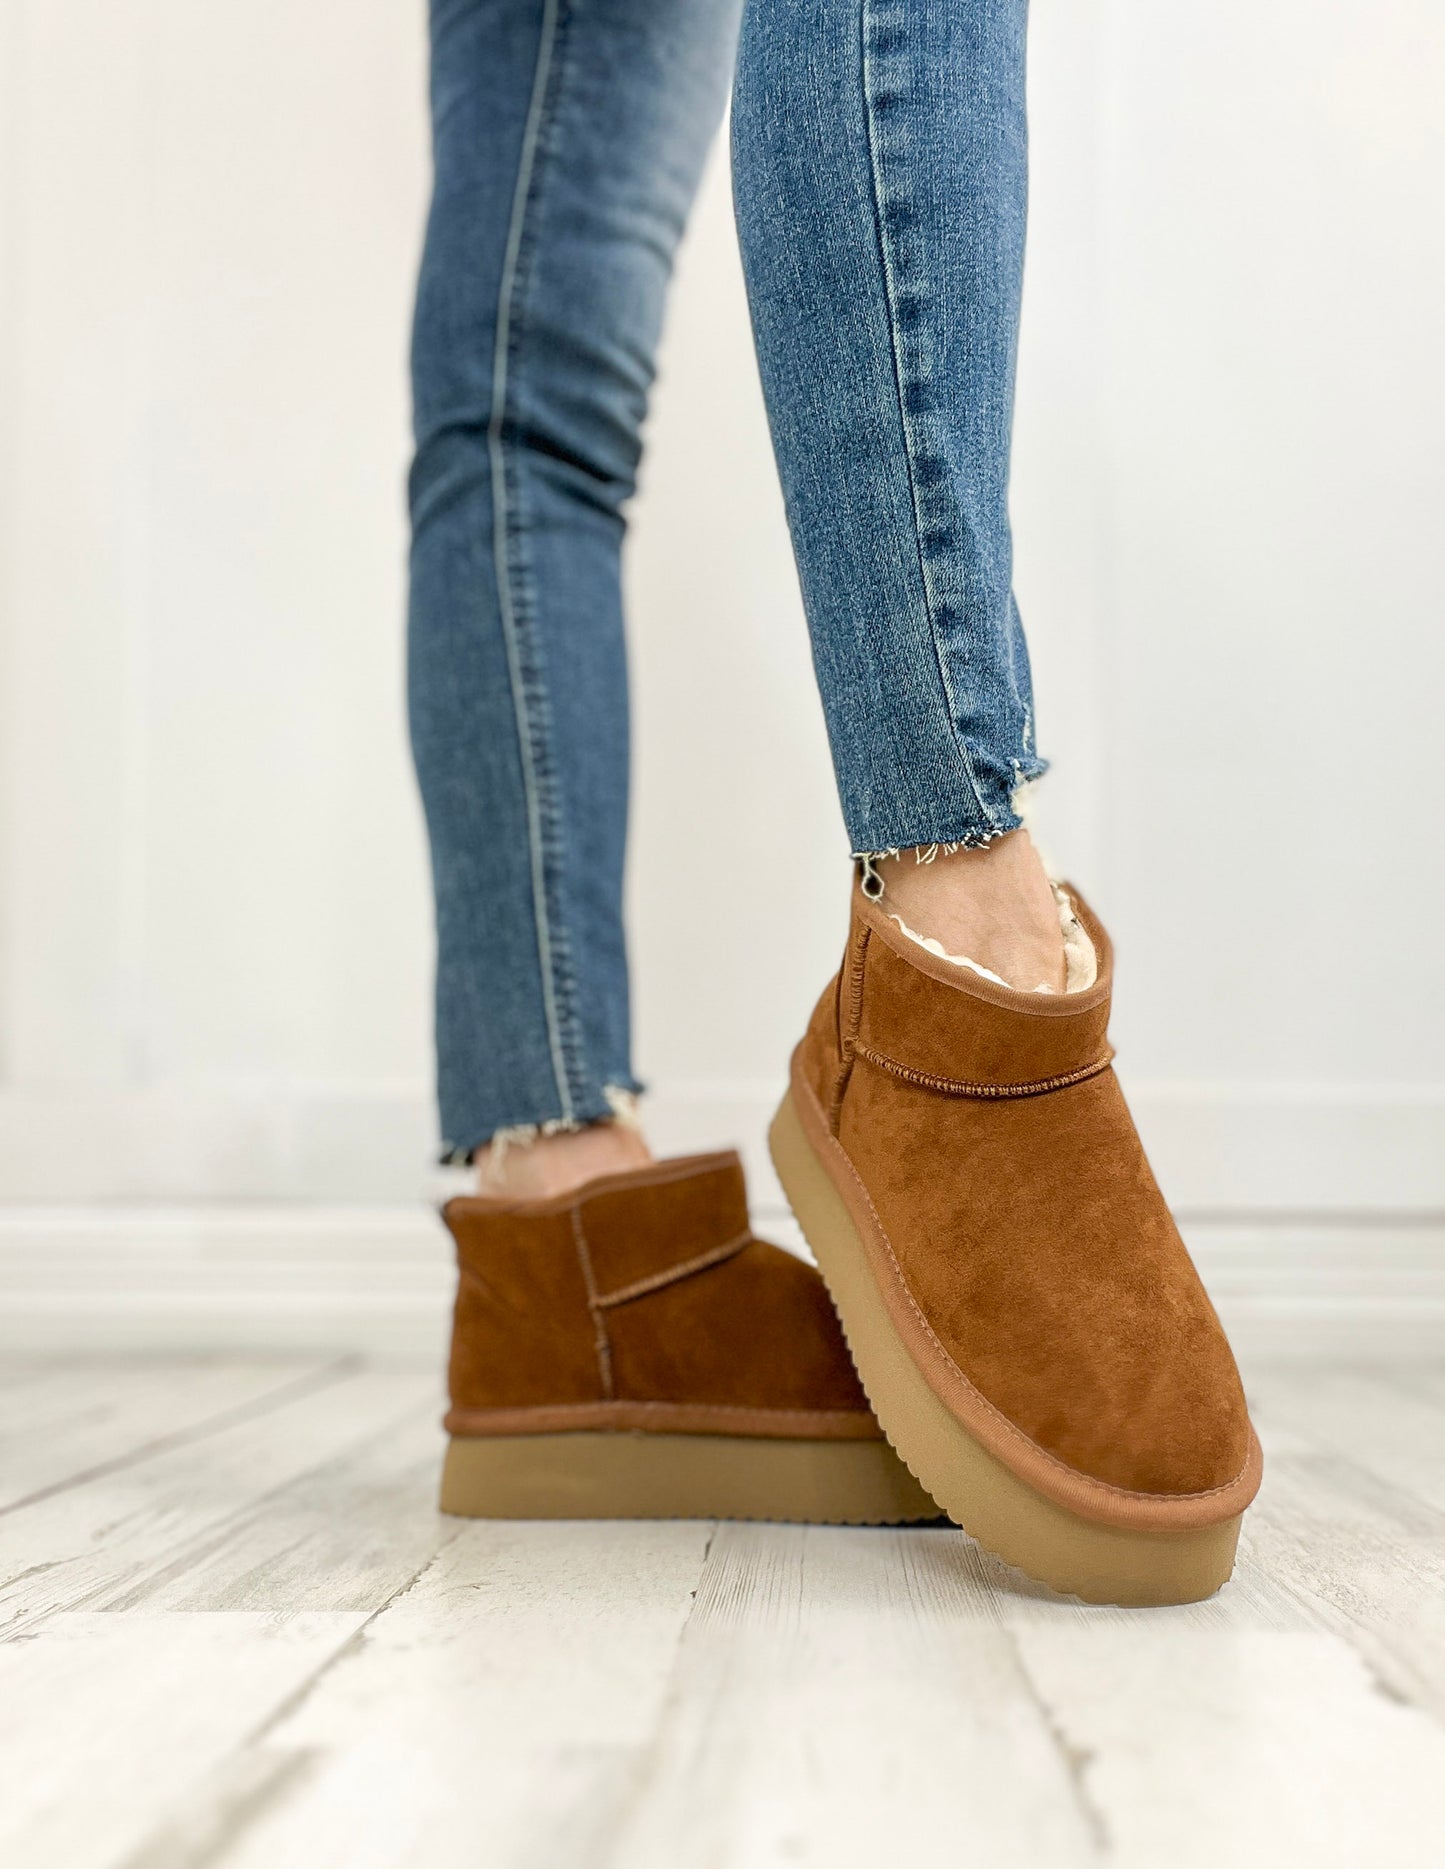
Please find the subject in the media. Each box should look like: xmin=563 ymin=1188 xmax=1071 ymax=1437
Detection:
xmin=487 ymin=0 xmax=584 ymax=1122
xmin=859 ymin=0 xmax=995 ymax=830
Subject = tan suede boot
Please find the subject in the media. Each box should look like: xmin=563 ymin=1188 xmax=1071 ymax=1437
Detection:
xmin=771 ymin=878 xmax=1262 ymax=1603
xmin=439 ymin=1150 xmax=936 ymax=1524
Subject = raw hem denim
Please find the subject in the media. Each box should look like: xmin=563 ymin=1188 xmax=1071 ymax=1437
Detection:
xmin=408 ymin=0 xmax=736 ymax=1158
xmin=732 ymin=0 xmax=1044 ymax=855
xmin=409 ymin=0 xmax=1043 ymax=1151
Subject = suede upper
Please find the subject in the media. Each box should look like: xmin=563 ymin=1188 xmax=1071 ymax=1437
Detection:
xmin=796 ymin=883 xmax=1258 ymax=1503
xmin=443 ymin=1152 xmax=881 ymax=1437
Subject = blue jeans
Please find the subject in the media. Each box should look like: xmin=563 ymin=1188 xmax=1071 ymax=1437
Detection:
xmin=409 ymin=0 xmax=1044 ymax=1159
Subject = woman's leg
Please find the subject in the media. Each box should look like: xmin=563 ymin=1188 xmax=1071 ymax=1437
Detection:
xmin=409 ymin=0 xmax=740 ymax=1177
xmin=733 ymin=1 xmax=1259 ymax=1602
xmin=732 ymin=0 xmax=1064 ymax=989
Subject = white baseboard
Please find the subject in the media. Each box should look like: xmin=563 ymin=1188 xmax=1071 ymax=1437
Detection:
xmin=1 ymin=1078 xmax=1442 ymax=1211
xmin=2 ymin=1075 xmax=1442 ymax=1358
xmin=1 ymin=1202 xmax=1442 ymax=1360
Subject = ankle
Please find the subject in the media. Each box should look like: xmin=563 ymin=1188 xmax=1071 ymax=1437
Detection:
xmin=475 ymin=1117 xmax=652 ymax=1201
xmin=870 ymin=830 xmax=1067 ymax=994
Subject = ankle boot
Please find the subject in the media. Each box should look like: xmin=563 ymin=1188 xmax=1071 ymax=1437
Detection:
xmin=439 ymin=1150 xmax=937 ymax=1524
xmin=770 ymin=878 xmax=1261 ymax=1603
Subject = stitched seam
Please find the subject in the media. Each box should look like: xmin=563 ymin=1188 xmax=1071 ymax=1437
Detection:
xmin=594 ymin=1231 xmax=751 ymax=1310
xmin=829 ymin=924 xmax=871 ymax=1133
xmin=488 ymin=0 xmax=579 ymax=1120
xmin=844 ymin=925 xmax=869 ymax=1056
xmin=854 ymin=1045 xmax=1116 ymax=1100
xmin=452 ymin=1403 xmax=874 ymax=1425
xmin=570 ymin=1205 xmax=614 ymax=1400
xmin=859 ymin=0 xmax=990 ymax=823
xmin=799 ymin=1070 xmax=1253 ymax=1505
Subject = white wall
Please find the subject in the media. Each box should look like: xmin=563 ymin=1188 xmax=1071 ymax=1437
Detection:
xmin=2 ymin=0 xmax=1442 ymax=1219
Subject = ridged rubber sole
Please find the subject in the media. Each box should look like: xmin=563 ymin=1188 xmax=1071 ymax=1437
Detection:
xmin=440 ymin=1429 xmax=940 ymax=1525
xmin=769 ymin=1087 xmax=1242 ymax=1605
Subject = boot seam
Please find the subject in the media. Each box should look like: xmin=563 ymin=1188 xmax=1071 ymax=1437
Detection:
xmin=569 ymin=1205 xmax=614 ymax=1400
xmin=445 ymin=1399 xmax=884 ymax=1439
xmin=829 ymin=923 xmax=871 ymax=1134
xmin=593 ymin=1231 xmax=752 ymax=1310
xmin=854 ymin=1044 xmax=1116 ymax=1100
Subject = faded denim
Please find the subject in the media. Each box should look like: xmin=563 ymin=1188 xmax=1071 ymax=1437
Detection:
xmin=733 ymin=0 xmax=1045 ymax=852
xmin=409 ymin=0 xmax=1043 ymax=1157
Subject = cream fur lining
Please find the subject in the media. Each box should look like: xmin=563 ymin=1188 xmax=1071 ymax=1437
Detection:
xmin=889 ymin=882 xmax=1097 ymax=996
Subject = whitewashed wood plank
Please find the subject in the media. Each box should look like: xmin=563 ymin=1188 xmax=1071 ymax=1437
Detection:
xmin=0 ymin=1611 xmax=366 ymax=1869
xmin=1231 ymin=1446 xmax=1445 ymax=1719
xmin=1394 ymin=1363 xmax=1445 ymax=1410
xmin=0 ymin=1365 xmax=422 ymax=1635
xmin=1246 ymin=1366 xmax=1445 ymax=1515
xmin=4 ymin=1358 xmax=1443 ymax=1869
xmin=0 ymin=1354 xmax=76 ymax=1393
xmin=605 ymin=1522 xmax=1100 ymax=1869
xmin=1015 ymin=1623 xmax=1445 ymax=1869
xmin=197 ymin=1521 xmax=714 ymax=1869
xmin=116 ymin=1398 xmax=450 ymax=1615
xmin=0 ymin=1356 xmax=334 ymax=1511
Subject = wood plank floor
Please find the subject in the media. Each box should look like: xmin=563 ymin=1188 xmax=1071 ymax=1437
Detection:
xmin=3 ymin=1355 xmax=1444 ymax=1868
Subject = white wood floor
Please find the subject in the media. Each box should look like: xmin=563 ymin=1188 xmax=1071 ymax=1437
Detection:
xmin=4 ymin=1355 xmax=1445 ymax=1869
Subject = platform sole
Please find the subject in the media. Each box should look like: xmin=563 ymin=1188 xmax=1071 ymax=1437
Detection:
xmin=769 ymin=1087 xmax=1242 ymax=1605
xmin=440 ymin=1427 xmax=940 ymax=1524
